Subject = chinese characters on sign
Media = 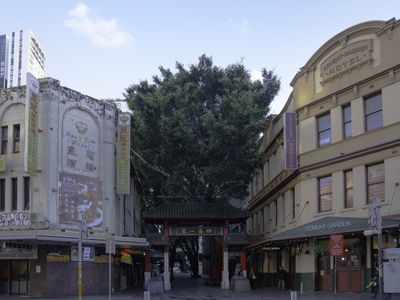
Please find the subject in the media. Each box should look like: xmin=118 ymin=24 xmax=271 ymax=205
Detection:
xmin=172 ymin=227 xmax=222 ymax=236
xmin=62 ymin=109 xmax=99 ymax=177
xmin=0 ymin=243 xmax=37 ymax=259
xmin=116 ymin=113 xmax=131 ymax=194
xmin=59 ymin=172 xmax=103 ymax=227
xmin=24 ymin=73 xmax=40 ymax=176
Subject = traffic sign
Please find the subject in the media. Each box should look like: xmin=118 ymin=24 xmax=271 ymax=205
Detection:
xmin=105 ymin=236 xmax=116 ymax=254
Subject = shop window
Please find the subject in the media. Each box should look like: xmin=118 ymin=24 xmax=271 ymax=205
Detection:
xmin=11 ymin=177 xmax=17 ymax=211
xmin=13 ymin=124 xmax=20 ymax=153
xmin=365 ymin=93 xmax=382 ymax=131
xmin=367 ymin=163 xmax=384 ymax=204
xmin=338 ymin=238 xmax=364 ymax=268
xmin=318 ymin=175 xmax=332 ymax=212
xmin=343 ymin=105 xmax=352 ymax=138
xmin=0 ymin=179 xmax=4 ymax=211
xmin=317 ymin=113 xmax=331 ymax=146
xmin=24 ymin=177 xmax=30 ymax=210
xmin=344 ymin=171 xmax=353 ymax=208
xmin=1 ymin=126 xmax=7 ymax=154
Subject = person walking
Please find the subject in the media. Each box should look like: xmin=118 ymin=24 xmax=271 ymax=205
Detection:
xmin=277 ymin=266 xmax=286 ymax=290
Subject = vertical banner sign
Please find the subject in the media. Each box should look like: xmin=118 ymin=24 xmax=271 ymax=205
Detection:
xmin=24 ymin=73 xmax=40 ymax=176
xmin=116 ymin=113 xmax=131 ymax=194
xmin=284 ymin=112 xmax=298 ymax=170
xmin=329 ymin=234 xmax=344 ymax=256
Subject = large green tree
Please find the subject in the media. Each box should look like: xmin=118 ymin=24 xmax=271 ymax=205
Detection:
xmin=125 ymin=55 xmax=280 ymax=205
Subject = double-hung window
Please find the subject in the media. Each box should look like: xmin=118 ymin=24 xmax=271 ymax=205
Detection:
xmin=365 ymin=93 xmax=382 ymax=131
xmin=318 ymin=113 xmax=331 ymax=146
xmin=344 ymin=171 xmax=353 ymax=208
xmin=343 ymin=105 xmax=352 ymax=138
xmin=318 ymin=175 xmax=332 ymax=212
xmin=367 ymin=163 xmax=384 ymax=204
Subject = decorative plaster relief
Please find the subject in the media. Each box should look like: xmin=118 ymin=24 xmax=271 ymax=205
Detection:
xmin=62 ymin=109 xmax=99 ymax=177
xmin=320 ymin=39 xmax=373 ymax=85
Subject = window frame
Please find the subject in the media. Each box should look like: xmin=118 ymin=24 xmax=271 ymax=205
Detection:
xmin=364 ymin=93 xmax=383 ymax=132
xmin=0 ymin=179 xmax=5 ymax=211
xmin=292 ymin=189 xmax=296 ymax=219
xmin=1 ymin=126 xmax=7 ymax=155
xmin=11 ymin=177 xmax=18 ymax=211
xmin=366 ymin=163 xmax=385 ymax=204
xmin=344 ymin=170 xmax=353 ymax=209
xmin=13 ymin=124 xmax=20 ymax=153
xmin=318 ymin=175 xmax=333 ymax=213
xmin=317 ymin=113 xmax=331 ymax=147
xmin=342 ymin=105 xmax=352 ymax=139
xmin=24 ymin=177 xmax=30 ymax=210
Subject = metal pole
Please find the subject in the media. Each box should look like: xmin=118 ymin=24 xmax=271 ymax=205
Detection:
xmin=78 ymin=217 xmax=83 ymax=300
xmin=377 ymin=228 xmax=383 ymax=300
xmin=334 ymin=256 xmax=336 ymax=294
xmin=109 ymin=239 xmax=112 ymax=300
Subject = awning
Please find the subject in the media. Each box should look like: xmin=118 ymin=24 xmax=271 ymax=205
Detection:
xmin=0 ymin=230 xmax=149 ymax=248
xmin=247 ymin=216 xmax=400 ymax=249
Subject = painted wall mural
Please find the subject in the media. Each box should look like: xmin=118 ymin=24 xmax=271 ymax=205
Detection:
xmin=62 ymin=109 xmax=99 ymax=177
xmin=59 ymin=172 xmax=103 ymax=227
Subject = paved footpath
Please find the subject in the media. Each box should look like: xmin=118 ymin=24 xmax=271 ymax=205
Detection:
xmin=1 ymin=274 xmax=399 ymax=300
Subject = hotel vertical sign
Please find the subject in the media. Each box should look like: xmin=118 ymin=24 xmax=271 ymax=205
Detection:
xmin=116 ymin=113 xmax=131 ymax=194
xmin=284 ymin=112 xmax=297 ymax=170
xmin=24 ymin=73 xmax=40 ymax=176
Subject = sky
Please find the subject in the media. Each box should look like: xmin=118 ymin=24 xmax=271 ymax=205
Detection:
xmin=1 ymin=1 xmax=399 ymax=114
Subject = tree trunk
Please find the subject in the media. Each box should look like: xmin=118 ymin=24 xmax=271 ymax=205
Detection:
xmin=177 ymin=237 xmax=199 ymax=278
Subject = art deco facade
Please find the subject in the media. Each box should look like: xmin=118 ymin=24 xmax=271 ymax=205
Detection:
xmin=0 ymin=78 xmax=147 ymax=297
xmin=247 ymin=18 xmax=400 ymax=293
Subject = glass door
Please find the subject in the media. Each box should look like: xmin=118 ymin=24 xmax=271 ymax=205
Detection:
xmin=10 ymin=260 xmax=29 ymax=295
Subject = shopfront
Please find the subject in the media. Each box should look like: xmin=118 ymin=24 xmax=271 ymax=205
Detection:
xmin=249 ymin=216 xmax=400 ymax=293
xmin=316 ymin=235 xmax=365 ymax=293
xmin=0 ymin=242 xmax=37 ymax=295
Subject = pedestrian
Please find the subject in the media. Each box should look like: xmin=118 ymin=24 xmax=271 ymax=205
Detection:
xmin=277 ymin=266 xmax=286 ymax=290
xmin=249 ymin=268 xmax=256 ymax=289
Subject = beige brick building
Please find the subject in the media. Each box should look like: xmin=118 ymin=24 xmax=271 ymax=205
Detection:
xmin=247 ymin=18 xmax=400 ymax=293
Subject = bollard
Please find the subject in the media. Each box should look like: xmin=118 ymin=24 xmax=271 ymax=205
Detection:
xmin=290 ymin=291 xmax=297 ymax=300
xmin=300 ymin=282 xmax=303 ymax=294
xmin=144 ymin=290 xmax=150 ymax=300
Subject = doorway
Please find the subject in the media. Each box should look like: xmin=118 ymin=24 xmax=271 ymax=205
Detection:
xmin=10 ymin=260 xmax=29 ymax=295
xmin=0 ymin=260 xmax=9 ymax=294
xmin=316 ymin=255 xmax=331 ymax=291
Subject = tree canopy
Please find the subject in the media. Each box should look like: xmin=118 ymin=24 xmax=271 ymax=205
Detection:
xmin=125 ymin=55 xmax=280 ymax=206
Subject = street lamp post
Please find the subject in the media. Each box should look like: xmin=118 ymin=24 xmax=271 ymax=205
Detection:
xmin=78 ymin=209 xmax=88 ymax=300
xmin=364 ymin=200 xmax=383 ymax=300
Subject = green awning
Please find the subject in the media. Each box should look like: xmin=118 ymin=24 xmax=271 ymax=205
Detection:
xmin=271 ymin=216 xmax=400 ymax=241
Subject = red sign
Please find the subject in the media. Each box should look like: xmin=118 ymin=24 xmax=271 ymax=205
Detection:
xmin=329 ymin=234 xmax=344 ymax=256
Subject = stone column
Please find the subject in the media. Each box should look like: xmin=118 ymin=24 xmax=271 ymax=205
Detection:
xmin=221 ymin=226 xmax=230 ymax=289
xmin=240 ymin=251 xmax=247 ymax=277
xmin=144 ymin=250 xmax=151 ymax=290
xmin=163 ymin=227 xmax=171 ymax=291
